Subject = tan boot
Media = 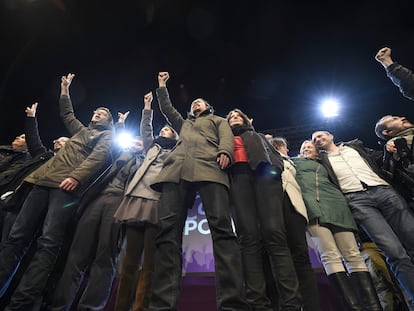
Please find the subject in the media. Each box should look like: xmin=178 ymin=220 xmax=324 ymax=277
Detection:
xmin=132 ymin=269 xmax=153 ymax=311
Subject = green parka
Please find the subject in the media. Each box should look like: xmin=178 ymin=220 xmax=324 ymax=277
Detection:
xmin=25 ymin=95 xmax=113 ymax=196
xmin=152 ymin=87 xmax=233 ymax=189
xmin=292 ymin=157 xmax=357 ymax=231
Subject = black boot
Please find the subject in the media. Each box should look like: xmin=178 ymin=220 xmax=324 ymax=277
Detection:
xmin=350 ymin=271 xmax=382 ymax=311
xmin=328 ymin=272 xmax=362 ymax=311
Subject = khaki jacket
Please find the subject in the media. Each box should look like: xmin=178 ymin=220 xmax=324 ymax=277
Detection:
xmin=25 ymin=95 xmax=113 ymax=196
xmin=153 ymin=87 xmax=233 ymax=189
xmin=282 ymin=157 xmax=309 ymax=222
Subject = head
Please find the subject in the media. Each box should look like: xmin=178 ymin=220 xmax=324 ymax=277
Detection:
xmin=190 ymin=98 xmax=212 ymax=117
xmin=311 ymin=131 xmax=335 ymax=151
xmin=226 ymin=109 xmax=252 ymax=128
xmin=271 ymin=137 xmax=289 ymax=156
xmin=91 ymin=107 xmax=113 ymax=124
xmin=375 ymin=115 xmax=414 ymax=139
xmin=130 ymin=136 xmax=144 ymax=153
xmin=11 ymin=134 xmax=27 ymax=152
xmin=300 ymin=140 xmax=319 ymax=159
xmin=53 ymin=136 xmax=69 ymax=153
xmin=159 ymin=125 xmax=178 ymax=140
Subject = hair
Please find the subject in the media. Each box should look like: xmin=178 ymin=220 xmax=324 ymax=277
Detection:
xmin=270 ymin=137 xmax=287 ymax=150
xmin=160 ymin=124 xmax=179 ymax=140
xmin=299 ymin=140 xmax=319 ymax=158
xmin=191 ymin=98 xmax=214 ymax=115
xmin=374 ymin=115 xmax=392 ymax=139
xmin=95 ymin=107 xmax=113 ymax=123
xmin=226 ymin=108 xmax=252 ymax=126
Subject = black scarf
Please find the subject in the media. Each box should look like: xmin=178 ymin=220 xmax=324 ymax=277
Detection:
xmin=153 ymin=136 xmax=177 ymax=150
xmin=231 ymin=124 xmax=250 ymax=136
xmin=231 ymin=124 xmax=283 ymax=171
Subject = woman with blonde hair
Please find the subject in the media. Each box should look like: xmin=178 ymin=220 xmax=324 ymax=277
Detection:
xmin=293 ymin=140 xmax=381 ymax=310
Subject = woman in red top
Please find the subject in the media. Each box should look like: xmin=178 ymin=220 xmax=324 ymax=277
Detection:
xmin=226 ymin=109 xmax=302 ymax=311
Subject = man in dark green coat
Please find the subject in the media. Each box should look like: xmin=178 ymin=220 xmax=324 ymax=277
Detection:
xmin=149 ymin=72 xmax=249 ymax=311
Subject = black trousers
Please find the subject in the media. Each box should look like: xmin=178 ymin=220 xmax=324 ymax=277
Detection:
xmin=283 ymin=193 xmax=321 ymax=311
xmin=149 ymin=180 xmax=249 ymax=311
xmin=49 ymin=193 xmax=123 ymax=311
xmin=230 ymin=171 xmax=302 ymax=310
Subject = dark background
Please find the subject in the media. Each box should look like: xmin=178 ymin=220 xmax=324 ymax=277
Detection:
xmin=1 ymin=0 xmax=414 ymax=153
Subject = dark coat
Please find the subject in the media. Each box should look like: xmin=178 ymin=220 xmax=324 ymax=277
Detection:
xmin=0 ymin=116 xmax=54 ymax=211
xmin=386 ymin=62 xmax=414 ymax=100
xmin=0 ymin=146 xmax=31 ymax=194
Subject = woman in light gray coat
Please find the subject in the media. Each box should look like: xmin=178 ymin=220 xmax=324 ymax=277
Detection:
xmin=113 ymin=92 xmax=178 ymax=311
xmin=271 ymin=137 xmax=321 ymax=311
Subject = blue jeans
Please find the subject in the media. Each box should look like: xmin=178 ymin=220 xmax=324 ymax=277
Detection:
xmin=345 ymin=185 xmax=414 ymax=301
xmin=0 ymin=185 xmax=77 ymax=310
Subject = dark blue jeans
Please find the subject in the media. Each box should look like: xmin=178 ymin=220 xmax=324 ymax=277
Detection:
xmin=0 ymin=185 xmax=77 ymax=310
xmin=345 ymin=185 xmax=414 ymax=301
xmin=149 ymin=180 xmax=249 ymax=311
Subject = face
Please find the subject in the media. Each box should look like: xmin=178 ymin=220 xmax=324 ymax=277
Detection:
xmin=227 ymin=111 xmax=245 ymax=127
xmin=300 ymin=141 xmax=318 ymax=159
xmin=91 ymin=109 xmax=110 ymax=123
xmin=276 ymin=143 xmax=289 ymax=157
xmin=190 ymin=98 xmax=209 ymax=117
xmin=159 ymin=126 xmax=175 ymax=139
xmin=11 ymin=134 xmax=27 ymax=151
xmin=130 ymin=137 xmax=144 ymax=153
xmin=53 ymin=137 xmax=69 ymax=151
xmin=311 ymin=131 xmax=333 ymax=150
xmin=380 ymin=116 xmax=414 ymax=138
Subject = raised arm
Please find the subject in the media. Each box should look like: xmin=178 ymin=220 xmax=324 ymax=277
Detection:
xmin=156 ymin=72 xmax=184 ymax=132
xmin=59 ymin=73 xmax=85 ymax=135
xmin=24 ymin=102 xmax=48 ymax=157
xmin=375 ymin=47 xmax=414 ymax=100
xmin=140 ymin=92 xmax=155 ymax=151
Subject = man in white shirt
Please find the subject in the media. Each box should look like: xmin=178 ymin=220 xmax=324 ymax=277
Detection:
xmin=312 ymin=130 xmax=414 ymax=304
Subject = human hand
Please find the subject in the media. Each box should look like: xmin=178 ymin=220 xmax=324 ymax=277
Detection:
xmin=61 ymin=73 xmax=75 ymax=89
xmin=217 ymin=153 xmax=230 ymax=170
xmin=144 ymin=92 xmax=153 ymax=109
xmin=117 ymin=111 xmax=130 ymax=123
xmin=385 ymin=140 xmax=397 ymax=153
xmin=59 ymin=177 xmax=79 ymax=191
xmin=158 ymin=72 xmax=170 ymax=87
xmin=25 ymin=102 xmax=38 ymax=117
xmin=375 ymin=47 xmax=393 ymax=68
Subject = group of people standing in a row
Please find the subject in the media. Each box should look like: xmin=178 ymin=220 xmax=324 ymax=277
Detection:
xmin=0 ymin=46 xmax=414 ymax=311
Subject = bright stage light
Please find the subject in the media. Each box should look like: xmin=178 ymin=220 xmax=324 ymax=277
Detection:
xmin=116 ymin=132 xmax=133 ymax=149
xmin=321 ymin=98 xmax=339 ymax=118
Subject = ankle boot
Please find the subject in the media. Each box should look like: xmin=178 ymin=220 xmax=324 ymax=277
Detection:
xmin=132 ymin=269 xmax=153 ymax=311
xmin=350 ymin=272 xmax=382 ymax=311
xmin=114 ymin=268 xmax=140 ymax=311
xmin=327 ymin=272 xmax=362 ymax=311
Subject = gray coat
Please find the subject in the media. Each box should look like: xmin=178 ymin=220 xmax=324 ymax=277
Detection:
xmin=124 ymin=109 xmax=168 ymax=200
xmin=25 ymin=95 xmax=113 ymax=196
xmin=152 ymin=87 xmax=234 ymax=189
